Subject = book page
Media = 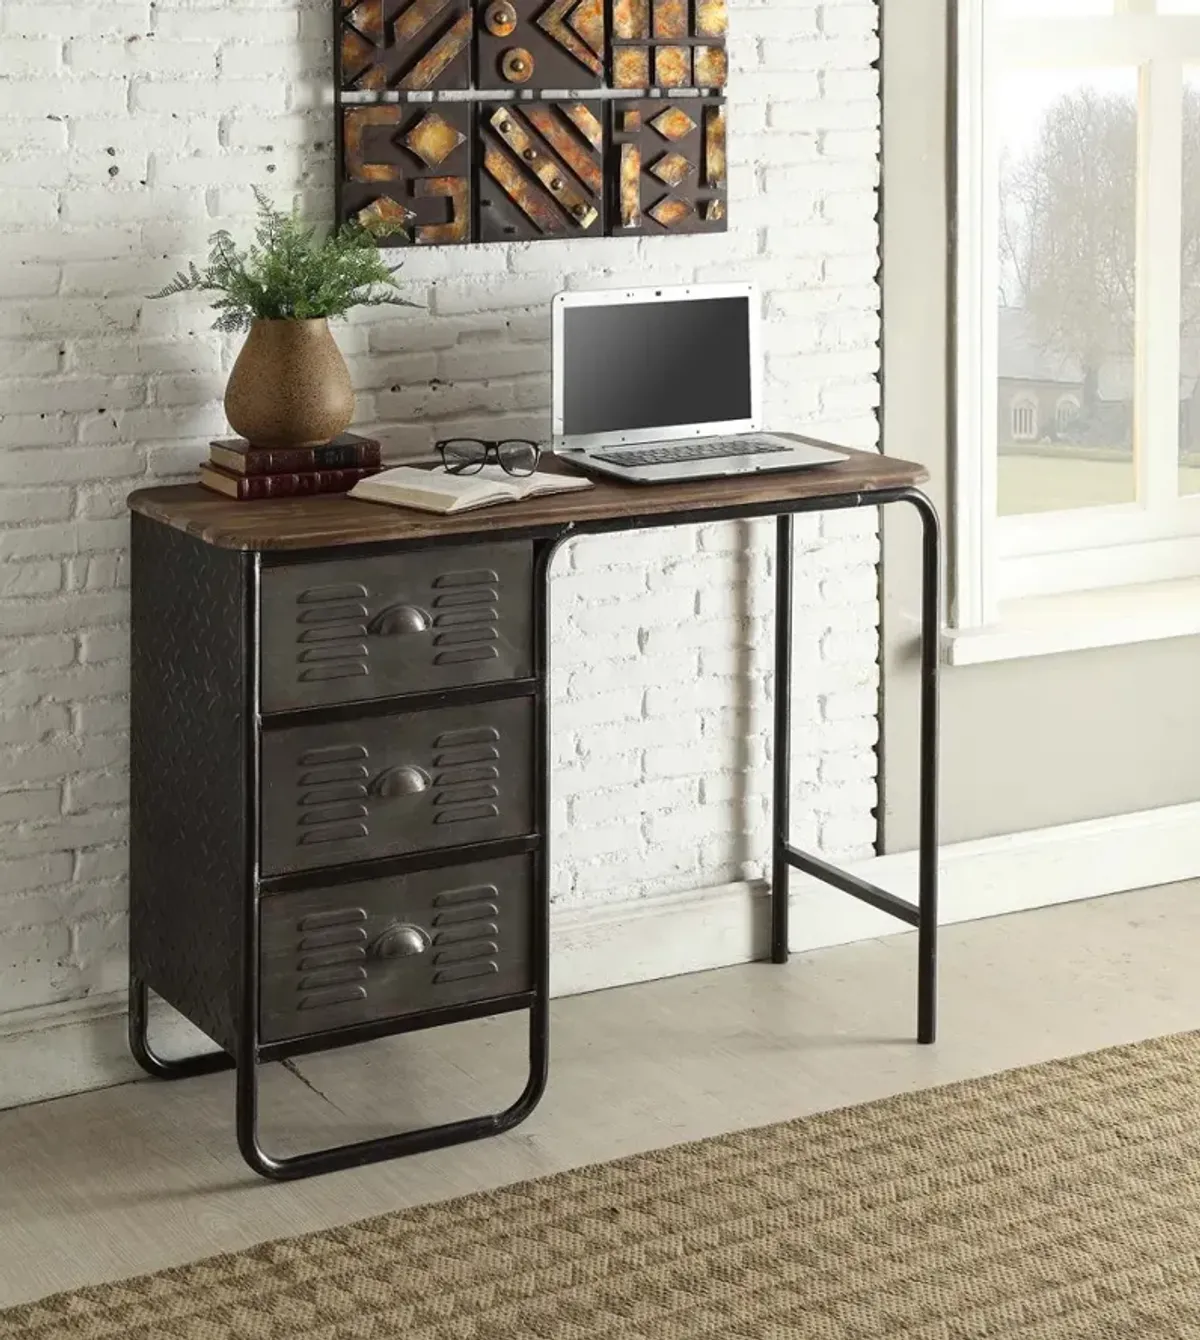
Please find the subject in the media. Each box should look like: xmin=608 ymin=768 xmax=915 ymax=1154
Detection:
xmin=454 ymin=464 xmax=529 ymax=490
xmin=519 ymin=472 xmax=593 ymax=498
xmin=462 ymin=464 xmax=593 ymax=499
xmin=350 ymin=466 xmax=516 ymax=512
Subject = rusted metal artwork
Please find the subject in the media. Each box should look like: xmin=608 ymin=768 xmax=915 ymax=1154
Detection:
xmin=654 ymin=46 xmax=689 ymax=86
xmin=338 ymin=104 xmax=472 ymax=245
xmin=693 ymin=43 xmax=726 ymax=87
xmin=648 ymin=196 xmax=692 ymax=228
xmin=648 ymin=151 xmax=692 ymax=189
xmin=649 ymin=105 xmax=696 ymax=142
xmin=478 ymin=102 xmax=604 ymax=241
xmin=695 ymin=0 xmax=727 ymax=37
xmin=394 ymin=0 xmax=454 ymax=41
xmin=703 ymin=198 xmax=725 ymax=223
xmin=411 ymin=176 xmax=471 ymax=243
xmin=476 ymin=0 xmax=603 ymax=88
xmin=341 ymin=0 xmax=387 ymax=90
xmin=568 ymin=0 xmax=605 ymax=61
xmin=612 ymin=0 xmax=648 ymax=38
xmin=404 ymin=110 xmax=468 ymax=166
xmin=612 ymin=46 xmax=650 ymax=88
xmin=525 ymin=103 xmax=603 ymax=191
xmin=618 ymin=142 xmax=641 ymax=229
xmin=338 ymin=0 xmax=471 ymax=91
xmin=335 ymin=0 xmax=730 ymax=243
xmin=565 ymin=102 xmax=603 ymax=148
xmin=703 ymin=102 xmax=726 ymax=188
xmin=402 ymin=10 xmax=473 ymax=88
xmin=501 ymin=45 xmax=535 ymax=80
xmin=609 ymin=0 xmax=726 ymax=90
xmin=538 ymin=0 xmax=604 ymax=74
xmin=483 ymin=0 xmax=517 ymax=34
xmin=609 ymin=97 xmax=726 ymax=237
xmin=652 ymin=0 xmax=686 ymax=38
xmin=344 ymin=105 xmax=406 ymax=181
xmin=355 ymin=196 xmax=417 ymax=231
xmin=482 ymin=144 xmax=568 ymax=235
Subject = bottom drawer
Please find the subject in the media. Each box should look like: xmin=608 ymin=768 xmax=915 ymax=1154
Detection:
xmin=259 ymin=855 xmax=533 ymax=1044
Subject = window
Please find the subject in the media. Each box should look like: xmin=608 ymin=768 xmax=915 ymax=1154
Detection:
xmin=1056 ymin=396 xmax=1081 ymax=433
xmin=1011 ymin=398 xmax=1038 ymax=440
xmin=955 ymin=0 xmax=1200 ymax=628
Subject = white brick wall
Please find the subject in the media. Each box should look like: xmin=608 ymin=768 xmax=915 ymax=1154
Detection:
xmin=0 ymin=0 xmax=881 ymax=1035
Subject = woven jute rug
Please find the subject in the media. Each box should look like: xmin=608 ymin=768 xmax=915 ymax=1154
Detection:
xmin=4 ymin=1033 xmax=1200 ymax=1339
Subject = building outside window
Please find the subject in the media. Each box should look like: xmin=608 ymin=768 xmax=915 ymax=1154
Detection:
xmin=955 ymin=0 xmax=1200 ymax=624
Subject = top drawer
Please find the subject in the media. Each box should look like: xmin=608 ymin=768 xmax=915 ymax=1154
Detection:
xmin=260 ymin=542 xmax=533 ymax=712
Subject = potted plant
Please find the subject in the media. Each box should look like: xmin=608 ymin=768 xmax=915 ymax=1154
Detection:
xmin=151 ymin=189 xmax=415 ymax=449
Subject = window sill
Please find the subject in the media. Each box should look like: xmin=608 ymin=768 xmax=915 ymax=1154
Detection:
xmin=943 ymin=577 xmax=1200 ymax=666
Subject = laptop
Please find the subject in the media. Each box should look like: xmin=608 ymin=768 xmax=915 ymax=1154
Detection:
xmin=550 ymin=283 xmax=849 ymax=484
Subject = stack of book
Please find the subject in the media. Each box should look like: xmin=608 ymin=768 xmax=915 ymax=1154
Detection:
xmin=198 ymin=433 xmax=383 ymax=500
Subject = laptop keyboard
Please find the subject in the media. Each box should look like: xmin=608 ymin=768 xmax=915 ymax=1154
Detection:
xmin=593 ymin=437 xmax=790 ymax=469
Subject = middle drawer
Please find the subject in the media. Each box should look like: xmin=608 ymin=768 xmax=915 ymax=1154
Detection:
xmin=261 ymin=697 xmax=534 ymax=876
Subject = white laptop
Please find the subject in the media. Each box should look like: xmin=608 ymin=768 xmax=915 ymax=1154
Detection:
xmin=550 ymin=283 xmax=848 ymax=484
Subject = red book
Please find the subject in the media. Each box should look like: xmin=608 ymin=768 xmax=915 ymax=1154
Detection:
xmin=198 ymin=463 xmax=382 ymax=501
xmin=208 ymin=432 xmax=382 ymax=477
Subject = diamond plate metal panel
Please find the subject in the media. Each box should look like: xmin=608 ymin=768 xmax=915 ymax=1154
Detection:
xmin=129 ymin=516 xmax=250 ymax=1057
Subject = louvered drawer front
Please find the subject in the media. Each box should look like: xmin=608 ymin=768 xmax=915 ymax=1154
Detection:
xmin=260 ymin=542 xmax=533 ymax=712
xmin=258 ymin=855 xmax=534 ymax=1043
xmin=260 ymin=698 xmax=534 ymax=875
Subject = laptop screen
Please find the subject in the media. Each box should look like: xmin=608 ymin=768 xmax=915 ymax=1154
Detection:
xmin=561 ymin=295 xmax=753 ymax=437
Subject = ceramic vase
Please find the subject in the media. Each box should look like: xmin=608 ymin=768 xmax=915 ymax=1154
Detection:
xmin=224 ymin=317 xmax=354 ymax=448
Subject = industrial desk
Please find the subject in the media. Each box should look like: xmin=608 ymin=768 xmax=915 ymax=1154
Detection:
xmin=126 ymin=441 xmax=938 ymax=1180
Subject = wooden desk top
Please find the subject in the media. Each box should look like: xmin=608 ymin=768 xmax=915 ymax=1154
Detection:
xmin=127 ymin=443 xmax=928 ymax=552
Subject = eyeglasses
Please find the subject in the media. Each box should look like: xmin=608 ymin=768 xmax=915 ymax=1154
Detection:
xmin=436 ymin=438 xmax=541 ymax=477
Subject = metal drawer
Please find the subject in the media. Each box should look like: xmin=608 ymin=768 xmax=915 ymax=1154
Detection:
xmin=260 ymin=542 xmax=533 ymax=712
xmin=259 ymin=855 xmax=534 ymax=1043
xmin=260 ymin=697 xmax=534 ymax=876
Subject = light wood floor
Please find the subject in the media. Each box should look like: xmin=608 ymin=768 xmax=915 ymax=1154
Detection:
xmin=1 ymin=880 xmax=1198 ymax=1310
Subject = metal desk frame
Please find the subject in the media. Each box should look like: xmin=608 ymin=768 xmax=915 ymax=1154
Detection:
xmin=130 ymin=483 xmax=939 ymax=1180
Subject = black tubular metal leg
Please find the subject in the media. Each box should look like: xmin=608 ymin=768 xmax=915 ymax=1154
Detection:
xmin=902 ymin=488 xmax=941 ymax=1045
xmin=128 ymin=975 xmax=234 ymax=1080
xmin=235 ymin=1038 xmax=550 ymax=1179
xmin=233 ymin=535 xmax=563 ymax=1181
xmin=771 ymin=513 xmax=793 ymax=965
xmin=769 ymin=489 xmax=940 ymax=1046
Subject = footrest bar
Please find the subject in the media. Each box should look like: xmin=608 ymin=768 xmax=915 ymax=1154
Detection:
xmin=784 ymin=845 xmax=921 ymax=927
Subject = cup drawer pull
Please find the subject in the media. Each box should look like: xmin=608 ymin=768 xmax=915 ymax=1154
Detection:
xmin=369 ymin=765 xmax=431 ymax=798
xmin=367 ymin=604 xmax=431 ymax=636
xmin=370 ymin=923 xmax=431 ymax=960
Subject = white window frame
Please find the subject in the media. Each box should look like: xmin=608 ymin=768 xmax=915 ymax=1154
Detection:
xmin=954 ymin=2 xmax=1200 ymax=631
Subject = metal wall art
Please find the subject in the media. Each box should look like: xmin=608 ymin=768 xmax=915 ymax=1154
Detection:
xmin=335 ymin=0 xmax=728 ymax=245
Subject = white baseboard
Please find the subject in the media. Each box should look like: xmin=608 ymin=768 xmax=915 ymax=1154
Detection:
xmin=0 ymin=994 xmax=216 ymax=1112
xmin=4 ymin=799 xmax=1200 ymax=1110
xmin=556 ymin=800 xmax=1200 ymax=992
xmin=782 ymin=799 xmax=1200 ymax=952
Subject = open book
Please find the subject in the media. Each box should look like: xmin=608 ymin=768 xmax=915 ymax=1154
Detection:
xmin=348 ymin=464 xmax=593 ymax=515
